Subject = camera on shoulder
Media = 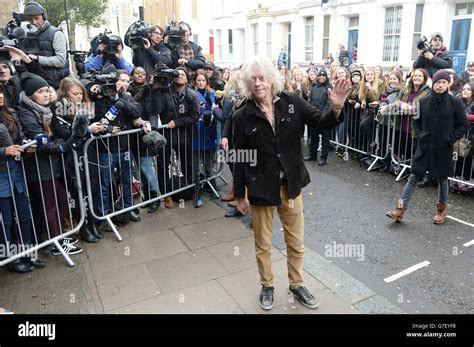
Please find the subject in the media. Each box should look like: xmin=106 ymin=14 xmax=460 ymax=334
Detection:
xmin=124 ymin=20 xmax=150 ymax=50
xmin=416 ymin=36 xmax=431 ymax=53
xmin=83 ymin=65 xmax=119 ymax=97
xmin=151 ymin=61 xmax=179 ymax=89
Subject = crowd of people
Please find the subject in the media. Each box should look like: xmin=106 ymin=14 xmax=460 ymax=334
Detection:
xmin=0 ymin=1 xmax=473 ymax=312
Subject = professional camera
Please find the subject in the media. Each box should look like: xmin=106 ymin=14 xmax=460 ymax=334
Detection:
xmin=82 ymin=66 xmax=118 ymax=97
xmin=151 ymin=61 xmax=179 ymax=89
xmin=164 ymin=21 xmax=183 ymax=50
xmin=2 ymin=15 xmax=40 ymax=55
xmin=68 ymin=50 xmax=87 ymax=77
xmin=125 ymin=20 xmax=150 ymax=49
xmin=98 ymin=30 xmax=122 ymax=56
xmin=416 ymin=36 xmax=431 ymax=53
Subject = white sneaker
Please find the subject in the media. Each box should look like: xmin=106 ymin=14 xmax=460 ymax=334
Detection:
xmin=49 ymin=242 xmax=83 ymax=256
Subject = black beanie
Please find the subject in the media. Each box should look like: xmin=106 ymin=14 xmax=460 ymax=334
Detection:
xmin=21 ymin=72 xmax=49 ymax=96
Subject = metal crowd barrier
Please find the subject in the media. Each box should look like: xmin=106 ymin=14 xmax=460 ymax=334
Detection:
xmin=0 ymin=150 xmax=85 ymax=268
xmin=83 ymin=122 xmax=226 ymax=242
xmin=329 ymin=104 xmax=474 ymax=189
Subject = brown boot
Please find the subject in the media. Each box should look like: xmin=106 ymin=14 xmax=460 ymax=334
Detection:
xmin=385 ymin=201 xmax=407 ymax=222
xmin=433 ymin=203 xmax=447 ymax=225
xmin=164 ymin=197 xmax=175 ymax=209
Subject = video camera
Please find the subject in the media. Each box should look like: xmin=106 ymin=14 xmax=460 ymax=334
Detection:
xmin=82 ymin=67 xmax=118 ymax=97
xmin=98 ymin=30 xmax=121 ymax=56
xmin=125 ymin=20 xmax=150 ymax=50
xmin=68 ymin=50 xmax=88 ymax=77
xmin=164 ymin=21 xmax=183 ymax=50
xmin=151 ymin=61 xmax=179 ymax=89
xmin=416 ymin=36 xmax=431 ymax=53
xmin=1 ymin=14 xmax=40 ymax=56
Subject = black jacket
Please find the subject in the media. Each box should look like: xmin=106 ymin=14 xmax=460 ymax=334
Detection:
xmin=308 ymin=81 xmax=331 ymax=112
xmin=411 ymin=90 xmax=469 ymax=178
xmin=91 ymin=92 xmax=142 ymax=153
xmin=17 ymin=102 xmax=66 ymax=182
xmin=413 ymin=48 xmax=453 ymax=78
xmin=170 ymin=41 xmax=205 ymax=71
xmin=151 ymin=86 xmax=199 ymax=146
xmin=132 ymin=43 xmax=172 ymax=77
xmin=233 ymin=92 xmax=342 ymax=206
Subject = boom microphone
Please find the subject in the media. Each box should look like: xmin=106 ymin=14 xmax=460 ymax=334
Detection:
xmin=0 ymin=124 xmax=13 ymax=147
xmin=71 ymin=109 xmax=91 ymax=139
xmin=142 ymin=130 xmax=167 ymax=151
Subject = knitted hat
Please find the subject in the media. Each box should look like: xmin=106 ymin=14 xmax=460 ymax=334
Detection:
xmin=430 ymin=32 xmax=443 ymax=43
xmin=432 ymin=69 xmax=450 ymax=84
xmin=318 ymin=69 xmax=328 ymax=78
xmin=20 ymin=72 xmax=49 ymax=96
xmin=351 ymin=70 xmax=362 ymax=79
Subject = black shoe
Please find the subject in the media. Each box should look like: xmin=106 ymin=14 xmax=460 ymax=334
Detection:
xmin=259 ymin=286 xmax=274 ymax=310
xmin=8 ymin=259 xmax=34 ymax=274
xmin=304 ymin=155 xmax=317 ymax=161
xmin=23 ymin=257 xmax=46 ymax=269
xmin=148 ymin=191 xmax=160 ymax=214
xmin=79 ymin=224 xmax=99 ymax=243
xmin=99 ymin=221 xmax=119 ymax=232
xmin=88 ymin=220 xmax=103 ymax=239
xmin=318 ymin=159 xmax=327 ymax=166
xmin=129 ymin=210 xmax=141 ymax=223
xmin=289 ymin=286 xmax=319 ymax=309
xmin=225 ymin=208 xmax=242 ymax=218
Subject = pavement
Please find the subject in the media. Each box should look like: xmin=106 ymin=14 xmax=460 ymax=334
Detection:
xmin=0 ymin=182 xmax=402 ymax=314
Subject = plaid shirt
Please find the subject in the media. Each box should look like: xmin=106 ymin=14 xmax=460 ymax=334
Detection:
xmin=179 ymin=44 xmax=195 ymax=61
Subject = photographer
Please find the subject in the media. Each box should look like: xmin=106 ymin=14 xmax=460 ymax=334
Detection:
xmin=22 ymin=1 xmax=70 ymax=89
xmin=129 ymin=24 xmax=172 ymax=78
xmin=85 ymin=35 xmax=133 ymax=74
xmin=90 ymin=69 xmax=143 ymax=224
xmin=413 ymin=32 xmax=453 ymax=78
xmin=151 ymin=67 xmax=199 ymax=208
xmin=0 ymin=46 xmax=44 ymax=109
xmin=169 ymin=21 xmax=205 ymax=72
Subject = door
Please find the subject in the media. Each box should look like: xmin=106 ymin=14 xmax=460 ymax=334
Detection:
xmin=347 ymin=29 xmax=358 ymax=66
xmin=450 ymin=19 xmax=471 ymax=76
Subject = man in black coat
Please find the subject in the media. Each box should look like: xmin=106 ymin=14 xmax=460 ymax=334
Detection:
xmin=386 ymin=69 xmax=469 ymax=225
xmin=232 ymin=57 xmax=351 ymax=310
xmin=413 ymin=32 xmax=453 ymax=78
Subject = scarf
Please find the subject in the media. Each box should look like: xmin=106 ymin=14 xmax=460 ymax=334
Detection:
xmin=429 ymin=89 xmax=449 ymax=115
xmin=19 ymin=91 xmax=54 ymax=130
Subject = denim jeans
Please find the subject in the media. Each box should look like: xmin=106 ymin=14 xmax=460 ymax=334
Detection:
xmin=98 ymin=152 xmax=132 ymax=217
xmin=0 ymin=189 xmax=32 ymax=250
xmin=337 ymin=119 xmax=346 ymax=147
xmin=140 ymin=156 xmax=159 ymax=193
xmin=400 ymin=174 xmax=449 ymax=206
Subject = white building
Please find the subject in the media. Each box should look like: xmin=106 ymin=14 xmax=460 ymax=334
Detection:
xmin=185 ymin=0 xmax=473 ymax=75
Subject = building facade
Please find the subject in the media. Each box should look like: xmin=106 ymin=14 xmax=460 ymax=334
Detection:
xmin=191 ymin=0 xmax=473 ymax=75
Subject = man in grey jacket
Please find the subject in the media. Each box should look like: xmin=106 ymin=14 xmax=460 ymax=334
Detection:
xmin=22 ymin=2 xmax=70 ymax=89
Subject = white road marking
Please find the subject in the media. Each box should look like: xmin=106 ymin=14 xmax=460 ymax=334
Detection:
xmin=447 ymin=215 xmax=474 ymax=227
xmin=463 ymin=240 xmax=474 ymax=247
xmin=384 ymin=261 xmax=431 ymax=283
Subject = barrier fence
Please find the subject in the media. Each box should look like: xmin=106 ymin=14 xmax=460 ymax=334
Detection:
xmin=329 ymin=102 xmax=474 ymax=188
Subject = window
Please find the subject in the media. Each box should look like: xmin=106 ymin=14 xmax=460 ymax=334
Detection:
xmin=383 ymin=6 xmax=403 ymax=62
xmin=266 ymin=23 xmax=272 ymax=58
xmin=304 ymin=16 xmax=314 ymax=62
xmin=348 ymin=16 xmax=359 ymax=28
xmin=228 ymin=29 xmax=233 ymax=58
xmin=192 ymin=0 xmax=197 ymax=18
xmin=252 ymin=23 xmax=258 ymax=55
xmin=322 ymin=15 xmax=330 ymax=59
xmin=411 ymin=4 xmax=424 ymax=60
xmin=216 ymin=29 xmax=222 ymax=60
xmin=455 ymin=2 xmax=474 ymax=15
